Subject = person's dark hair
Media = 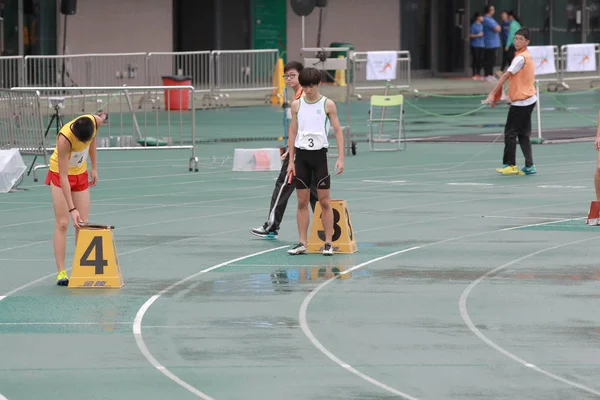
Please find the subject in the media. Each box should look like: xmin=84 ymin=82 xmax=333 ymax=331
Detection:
xmin=472 ymin=11 xmax=482 ymax=24
xmin=515 ymin=27 xmax=530 ymax=40
xmin=508 ymin=10 xmax=521 ymax=23
xmin=72 ymin=116 xmax=95 ymax=142
xmin=484 ymin=4 xmax=494 ymax=14
xmin=284 ymin=61 xmax=304 ymax=73
xmin=298 ymin=67 xmax=322 ymax=87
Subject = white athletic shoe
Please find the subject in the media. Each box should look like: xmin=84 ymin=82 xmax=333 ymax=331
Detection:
xmin=288 ymin=243 xmax=308 ymax=255
xmin=322 ymin=243 xmax=334 ymax=256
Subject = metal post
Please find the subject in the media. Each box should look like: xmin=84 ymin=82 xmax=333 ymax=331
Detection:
xmin=17 ymin=0 xmax=23 ymax=56
xmin=0 ymin=17 xmax=4 ymax=55
xmin=536 ymin=81 xmax=542 ymax=141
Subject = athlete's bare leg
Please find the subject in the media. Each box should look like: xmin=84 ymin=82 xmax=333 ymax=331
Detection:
xmin=50 ymin=183 xmax=70 ymax=273
xmin=318 ymin=189 xmax=333 ymax=243
xmin=51 ymin=185 xmax=91 ymax=273
xmin=296 ymin=188 xmax=311 ymax=244
xmin=72 ymin=189 xmax=90 ymax=244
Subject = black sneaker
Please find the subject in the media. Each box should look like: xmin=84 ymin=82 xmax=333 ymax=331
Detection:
xmin=250 ymin=226 xmax=278 ymax=239
xmin=322 ymin=243 xmax=334 ymax=256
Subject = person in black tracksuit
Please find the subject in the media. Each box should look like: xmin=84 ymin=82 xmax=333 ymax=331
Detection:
xmin=250 ymin=61 xmax=319 ymax=239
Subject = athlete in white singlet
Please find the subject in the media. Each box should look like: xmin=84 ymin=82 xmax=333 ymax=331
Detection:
xmin=287 ymin=67 xmax=345 ymax=256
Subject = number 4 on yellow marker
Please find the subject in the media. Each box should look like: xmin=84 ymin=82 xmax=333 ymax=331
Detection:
xmin=69 ymin=224 xmax=124 ymax=288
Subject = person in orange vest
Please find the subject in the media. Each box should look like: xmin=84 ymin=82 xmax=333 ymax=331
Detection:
xmin=485 ymin=28 xmax=537 ymax=176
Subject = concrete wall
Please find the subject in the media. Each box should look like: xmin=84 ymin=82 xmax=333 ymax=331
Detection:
xmin=57 ymin=0 xmax=173 ymax=54
xmin=286 ymin=0 xmax=401 ymax=63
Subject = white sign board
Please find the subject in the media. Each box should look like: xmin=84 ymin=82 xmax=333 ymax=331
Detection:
xmin=528 ymin=46 xmax=557 ymax=76
xmin=564 ymin=43 xmax=597 ymax=73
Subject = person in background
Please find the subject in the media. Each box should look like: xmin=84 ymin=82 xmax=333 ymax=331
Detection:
xmin=504 ymin=11 xmax=522 ymax=69
xmin=470 ymin=12 xmax=485 ymax=80
xmin=482 ymin=4 xmax=501 ymax=82
xmin=500 ymin=10 xmax=511 ymax=72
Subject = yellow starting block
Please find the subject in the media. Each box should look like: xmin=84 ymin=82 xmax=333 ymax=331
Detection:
xmin=308 ymin=200 xmax=357 ymax=254
xmin=69 ymin=223 xmax=124 ymax=288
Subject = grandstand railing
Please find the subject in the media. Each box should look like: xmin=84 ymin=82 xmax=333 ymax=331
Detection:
xmin=351 ymin=51 xmax=411 ymax=96
xmin=10 ymin=85 xmax=199 ymax=179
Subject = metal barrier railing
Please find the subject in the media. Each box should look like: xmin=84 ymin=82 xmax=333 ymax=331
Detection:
xmin=24 ymin=53 xmax=148 ymax=87
xmin=0 ymin=56 xmax=24 ymax=88
xmin=145 ymin=51 xmax=217 ymax=106
xmin=559 ymin=43 xmax=600 ymax=87
xmin=11 ymin=85 xmax=199 ymax=179
xmin=0 ymin=88 xmax=48 ymax=177
xmin=6 ymin=44 xmax=600 ymax=97
xmin=146 ymin=51 xmax=212 ymax=92
xmin=212 ymin=49 xmax=279 ymax=103
xmin=351 ymin=51 xmax=411 ymax=96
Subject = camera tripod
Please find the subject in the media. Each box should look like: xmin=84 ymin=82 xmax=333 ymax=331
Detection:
xmin=27 ymin=101 xmax=65 ymax=182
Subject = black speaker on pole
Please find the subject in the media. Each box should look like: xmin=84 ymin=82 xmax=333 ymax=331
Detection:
xmin=60 ymin=0 xmax=77 ymax=15
xmin=290 ymin=0 xmax=316 ymax=17
xmin=315 ymin=0 xmax=327 ymax=7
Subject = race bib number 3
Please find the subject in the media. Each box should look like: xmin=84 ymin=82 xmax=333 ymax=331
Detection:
xmin=298 ymin=132 xmax=325 ymax=150
xmin=69 ymin=148 xmax=90 ymax=167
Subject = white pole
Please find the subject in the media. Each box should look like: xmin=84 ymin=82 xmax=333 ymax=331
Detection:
xmin=302 ymin=16 xmax=305 ymax=48
xmin=536 ymin=80 xmax=542 ymax=140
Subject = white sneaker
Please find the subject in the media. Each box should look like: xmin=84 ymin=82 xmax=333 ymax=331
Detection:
xmin=288 ymin=243 xmax=308 ymax=255
xmin=322 ymin=243 xmax=334 ymax=256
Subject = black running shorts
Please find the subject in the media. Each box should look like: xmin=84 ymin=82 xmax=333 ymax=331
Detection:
xmin=294 ymin=148 xmax=330 ymax=190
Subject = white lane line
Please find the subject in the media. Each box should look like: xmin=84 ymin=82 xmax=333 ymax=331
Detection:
xmin=299 ymin=217 xmax=592 ymax=398
xmin=459 ymin=235 xmax=600 ymax=398
xmin=133 ymin=245 xmax=289 ymax=400
xmin=299 ymin=247 xmax=423 ymax=400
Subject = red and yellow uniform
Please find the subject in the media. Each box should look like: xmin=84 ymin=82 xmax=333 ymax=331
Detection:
xmin=45 ymin=115 xmax=97 ymax=192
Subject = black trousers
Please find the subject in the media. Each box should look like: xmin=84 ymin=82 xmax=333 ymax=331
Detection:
xmin=483 ymin=48 xmax=497 ymax=76
xmin=471 ymin=47 xmax=484 ymax=76
xmin=503 ymin=103 xmax=536 ymax=167
xmin=264 ymin=154 xmax=319 ymax=232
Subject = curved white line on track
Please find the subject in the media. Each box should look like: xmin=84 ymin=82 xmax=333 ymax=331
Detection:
xmin=299 ymin=247 xmax=423 ymax=400
xmin=299 ymin=218 xmax=595 ymax=398
xmin=132 ymin=245 xmax=289 ymax=400
xmin=459 ymin=236 xmax=600 ymax=398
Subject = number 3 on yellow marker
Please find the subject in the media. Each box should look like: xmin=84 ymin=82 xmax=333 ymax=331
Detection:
xmin=69 ymin=227 xmax=124 ymax=288
xmin=307 ymin=200 xmax=357 ymax=254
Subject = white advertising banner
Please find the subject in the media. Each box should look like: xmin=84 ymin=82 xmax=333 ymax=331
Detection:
xmin=528 ymin=46 xmax=557 ymax=76
xmin=564 ymin=43 xmax=596 ymax=72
